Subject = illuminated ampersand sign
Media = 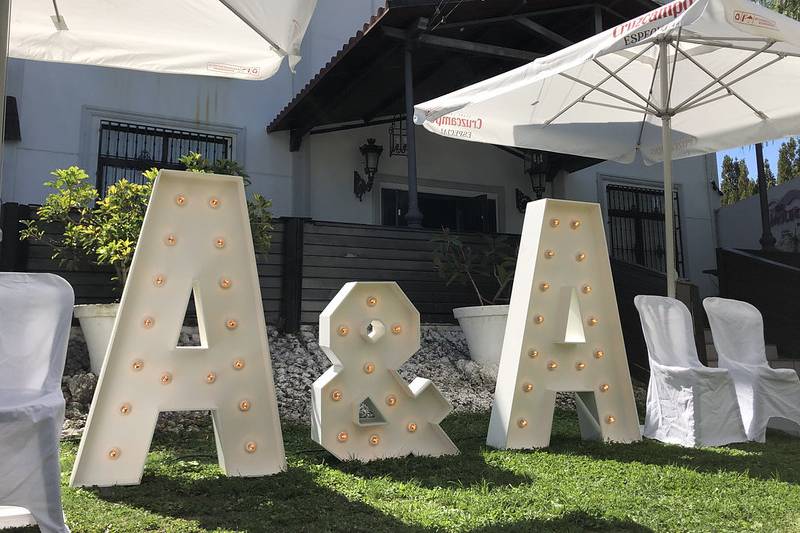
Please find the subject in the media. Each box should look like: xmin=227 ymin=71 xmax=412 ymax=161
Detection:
xmin=312 ymin=282 xmax=458 ymax=461
xmin=488 ymin=199 xmax=641 ymax=449
xmin=70 ymin=170 xmax=285 ymax=487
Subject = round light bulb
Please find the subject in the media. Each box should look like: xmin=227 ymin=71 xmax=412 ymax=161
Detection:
xmin=226 ymin=319 xmax=238 ymax=330
xmin=331 ymin=390 xmax=343 ymax=401
xmin=239 ymin=400 xmax=251 ymax=412
xmin=215 ymin=238 xmax=226 ymax=249
xmin=366 ymin=296 xmax=378 ymax=307
xmin=518 ymin=418 xmax=529 ymax=428
xmin=571 ymin=220 xmax=582 ymax=230
xmin=108 ymin=447 xmax=121 ymax=460
xmin=209 ymin=197 xmax=221 ymax=209
xmin=529 ymin=349 xmax=540 ymax=359
xmin=245 ymin=441 xmax=257 ymax=453
xmin=522 ymin=383 xmax=534 ymax=393
xmin=407 ymin=423 xmax=418 ymax=433
xmin=576 ymin=252 xmax=587 ymax=262
xmin=545 ymin=249 xmax=556 ymax=259
xmin=206 ymin=372 xmax=216 ymax=384
xmin=337 ymin=431 xmax=349 ymax=442
xmin=540 ymin=282 xmax=550 ymax=292
xmin=588 ymin=317 xmax=599 ymax=327
xmin=594 ymin=350 xmax=605 ymax=359
xmin=548 ymin=361 xmax=558 ymax=370
xmin=363 ymin=362 xmax=375 ymax=374
xmin=534 ymin=315 xmax=544 ymax=324
xmin=369 ymin=434 xmax=380 ymax=446
xmin=165 ymin=234 xmax=177 ymax=246
xmin=220 ymin=278 xmax=232 ymax=289
xmin=338 ymin=325 xmax=349 ymax=337
xmin=582 ymin=284 xmax=592 ymax=294
xmin=606 ymin=415 xmax=616 ymax=424
xmin=153 ymin=275 xmax=166 ymax=287
xmin=175 ymin=194 xmax=186 ymax=206
xmin=576 ymin=362 xmax=586 ymax=371
xmin=119 ymin=403 xmax=131 ymax=415
xmin=160 ymin=372 xmax=172 ymax=385
xmin=386 ymin=395 xmax=397 ymax=407
xmin=391 ymin=324 xmax=402 ymax=335
xmin=233 ymin=359 xmax=245 ymax=370
xmin=550 ymin=218 xmax=561 ymax=228
xmin=143 ymin=317 xmax=155 ymax=329
xmin=132 ymin=360 xmax=144 ymax=371
xmin=600 ymin=384 xmax=610 ymax=393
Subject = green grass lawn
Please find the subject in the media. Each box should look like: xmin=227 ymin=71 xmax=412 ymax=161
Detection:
xmin=14 ymin=410 xmax=800 ymax=532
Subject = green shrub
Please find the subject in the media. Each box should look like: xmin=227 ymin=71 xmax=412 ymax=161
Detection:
xmin=21 ymin=153 xmax=273 ymax=293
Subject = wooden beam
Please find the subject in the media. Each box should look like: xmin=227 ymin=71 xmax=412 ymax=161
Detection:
xmin=515 ymin=18 xmax=573 ymax=47
xmin=279 ymin=217 xmax=306 ymax=333
xmin=431 ymin=5 xmax=595 ymax=31
xmin=416 ymin=33 xmax=541 ymax=62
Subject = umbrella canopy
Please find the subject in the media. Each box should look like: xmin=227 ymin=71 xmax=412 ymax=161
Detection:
xmin=414 ymin=0 xmax=800 ymax=296
xmin=8 ymin=0 xmax=318 ymax=80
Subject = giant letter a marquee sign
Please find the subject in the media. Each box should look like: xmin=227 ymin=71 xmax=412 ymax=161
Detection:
xmin=488 ymin=199 xmax=641 ymax=449
xmin=70 ymin=170 xmax=285 ymax=487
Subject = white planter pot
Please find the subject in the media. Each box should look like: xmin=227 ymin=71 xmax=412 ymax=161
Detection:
xmin=73 ymin=303 xmax=119 ymax=375
xmin=453 ymin=305 xmax=509 ymax=366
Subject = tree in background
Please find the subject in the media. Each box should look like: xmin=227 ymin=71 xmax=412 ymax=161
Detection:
xmin=736 ymin=159 xmax=757 ymax=201
xmin=777 ymin=137 xmax=800 ymax=184
xmin=760 ymin=0 xmax=800 ymax=19
xmin=720 ymin=155 xmax=739 ymax=205
xmin=720 ymin=156 xmax=759 ymax=205
xmin=764 ymin=159 xmax=777 ymax=188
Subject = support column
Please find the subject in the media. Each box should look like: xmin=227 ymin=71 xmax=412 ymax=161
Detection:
xmin=594 ymin=5 xmax=604 ymax=34
xmin=755 ymin=142 xmax=776 ymax=250
xmin=0 ymin=0 xmax=11 ymax=236
xmin=404 ymin=40 xmax=423 ymax=228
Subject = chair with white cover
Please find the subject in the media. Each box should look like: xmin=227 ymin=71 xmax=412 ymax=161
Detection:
xmin=703 ymin=297 xmax=800 ymax=442
xmin=0 ymin=274 xmax=73 ymax=533
xmin=634 ymin=295 xmax=747 ymax=447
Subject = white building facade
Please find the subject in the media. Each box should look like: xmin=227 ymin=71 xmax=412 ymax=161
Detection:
xmin=0 ymin=0 xmax=720 ymax=296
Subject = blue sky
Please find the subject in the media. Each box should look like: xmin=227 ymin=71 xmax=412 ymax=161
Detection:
xmin=716 ymin=137 xmax=789 ymax=181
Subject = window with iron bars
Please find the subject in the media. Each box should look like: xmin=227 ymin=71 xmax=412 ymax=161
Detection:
xmin=96 ymin=120 xmax=233 ymax=196
xmin=606 ymin=184 xmax=685 ymax=277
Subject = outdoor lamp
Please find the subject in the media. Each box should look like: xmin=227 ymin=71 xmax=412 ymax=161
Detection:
xmin=354 ymin=138 xmax=384 ymax=201
xmin=516 ymin=150 xmax=549 ymax=212
xmin=525 ymin=150 xmax=548 ymax=199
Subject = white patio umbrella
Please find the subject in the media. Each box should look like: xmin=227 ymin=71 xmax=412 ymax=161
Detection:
xmin=414 ymin=0 xmax=800 ymax=297
xmin=7 ymin=0 xmax=318 ymax=79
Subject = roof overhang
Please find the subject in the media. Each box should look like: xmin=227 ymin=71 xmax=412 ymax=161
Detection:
xmin=268 ymin=0 xmax=659 ymax=171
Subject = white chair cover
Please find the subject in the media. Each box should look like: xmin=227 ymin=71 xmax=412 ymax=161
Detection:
xmin=704 ymin=297 xmax=800 ymax=442
xmin=634 ymin=295 xmax=747 ymax=447
xmin=0 ymin=274 xmax=73 ymax=533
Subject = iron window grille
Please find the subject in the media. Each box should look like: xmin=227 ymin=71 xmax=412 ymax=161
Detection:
xmin=606 ymin=183 xmax=685 ymax=277
xmin=96 ymin=120 xmax=233 ymax=196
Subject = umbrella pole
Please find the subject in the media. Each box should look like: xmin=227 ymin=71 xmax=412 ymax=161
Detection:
xmin=659 ymin=41 xmax=677 ymax=299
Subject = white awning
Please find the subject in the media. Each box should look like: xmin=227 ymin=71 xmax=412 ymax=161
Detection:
xmin=8 ymin=0 xmax=318 ymax=80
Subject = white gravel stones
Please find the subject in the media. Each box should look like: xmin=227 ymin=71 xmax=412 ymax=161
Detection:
xmin=62 ymin=324 xmax=643 ymax=438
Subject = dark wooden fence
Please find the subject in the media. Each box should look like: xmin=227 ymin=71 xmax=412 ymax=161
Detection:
xmin=717 ymin=248 xmax=800 ymax=357
xmin=1 ymin=203 xmax=708 ymax=378
xmin=0 ymin=202 xmax=284 ymax=324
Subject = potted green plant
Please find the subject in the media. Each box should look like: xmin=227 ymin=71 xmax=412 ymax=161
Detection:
xmin=22 ymin=154 xmax=273 ymax=373
xmin=431 ymin=229 xmax=517 ymax=366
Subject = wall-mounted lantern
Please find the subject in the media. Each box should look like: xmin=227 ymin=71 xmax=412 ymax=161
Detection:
xmin=354 ymin=138 xmax=384 ymax=201
xmin=516 ymin=150 xmax=549 ymax=213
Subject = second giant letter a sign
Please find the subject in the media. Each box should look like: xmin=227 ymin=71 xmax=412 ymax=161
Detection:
xmin=71 ymin=170 xmax=285 ymax=487
xmin=488 ymin=199 xmax=641 ymax=449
